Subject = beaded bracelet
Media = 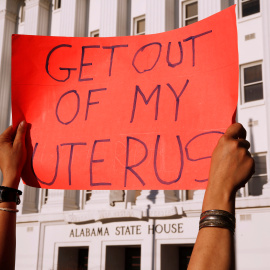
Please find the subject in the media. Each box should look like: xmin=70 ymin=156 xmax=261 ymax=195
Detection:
xmin=0 ymin=186 xmax=22 ymax=195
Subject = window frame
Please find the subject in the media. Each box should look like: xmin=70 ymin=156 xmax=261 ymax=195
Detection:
xmin=182 ymin=0 xmax=198 ymax=27
xmin=90 ymin=30 xmax=99 ymax=37
xmin=238 ymin=0 xmax=260 ymax=19
xmin=240 ymin=61 xmax=264 ymax=107
xmin=81 ymin=190 xmax=92 ymax=209
xmin=221 ymin=0 xmax=235 ymax=11
xmin=133 ymin=15 xmax=146 ymax=35
xmin=54 ymin=0 xmax=61 ymax=10
xmin=19 ymin=2 xmax=26 ymax=23
xmin=243 ymin=152 xmax=267 ymax=196
xmin=37 ymin=189 xmax=49 ymax=211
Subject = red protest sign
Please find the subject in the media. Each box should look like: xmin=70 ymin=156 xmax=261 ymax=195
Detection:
xmin=12 ymin=6 xmax=238 ymax=190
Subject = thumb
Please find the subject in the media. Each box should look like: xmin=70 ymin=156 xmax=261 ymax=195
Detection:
xmin=13 ymin=121 xmax=27 ymax=148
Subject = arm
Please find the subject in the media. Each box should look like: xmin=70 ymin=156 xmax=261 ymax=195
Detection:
xmin=0 ymin=121 xmax=27 ymax=270
xmin=188 ymin=123 xmax=255 ymax=270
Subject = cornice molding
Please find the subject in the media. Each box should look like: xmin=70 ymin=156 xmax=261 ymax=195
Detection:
xmin=25 ymin=0 xmax=51 ymax=10
xmin=0 ymin=9 xmax=17 ymax=22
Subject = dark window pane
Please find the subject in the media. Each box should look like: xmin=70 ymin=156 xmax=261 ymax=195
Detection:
xmin=86 ymin=190 xmax=92 ymax=201
xmin=244 ymin=65 xmax=262 ymax=84
xmin=187 ymin=190 xmax=194 ymax=200
xmin=185 ymin=18 xmax=198 ymax=26
xmin=125 ymin=248 xmax=141 ymax=270
xmin=58 ymin=247 xmax=88 ymax=270
xmin=221 ymin=0 xmax=235 ymax=10
xmin=161 ymin=244 xmax=194 ymax=270
xmin=137 ymin=19 xmax=145 ymax=34
xmin=179 ymin=246 xmax=194 ymax=269
xmin=248 ymin=175 xmax=267 ymax=196
xmin=253 ymin=155 xmax=267 ymax=175
xmin=244 ymin=83 xmax=263 ymax=102
xmin=78 ymin=248 xmax=89 ymax=270
xmin=186 ymin=2 xmax=198 ymax=18
xmin=242 ymin=0 xmax=260 ymax=17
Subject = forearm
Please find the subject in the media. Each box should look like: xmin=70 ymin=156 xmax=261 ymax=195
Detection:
xmin=188 ymin=187 xmax=236 ymax=270
xmin=0 ymin=121 xmax=27 ymax=270
xmin=188 ymin=226 xmax=234 ymax=270
xmin=0 ymin=200 xmax=17 ymax=270
xmin=0 ymin=178 xmax=19 ymax=270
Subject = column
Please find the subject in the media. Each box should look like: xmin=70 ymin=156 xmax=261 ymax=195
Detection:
xmin=261 ymin=0 xmax=270 ymax=196
xmin=87 ymin=190 xmax=111 ymax=207
xmin=146 ymin=0 xmax=174 ymax=34
xmin=143 ymin=0 xmax=179 ymax=206
xmin=63 ymin=190 xmax=79 ymax=211
xmin=0 ymin=0 xmax=19 ymax=185
xmin=198 ymin=0 xmax=221 ymax=20
xmin=136 ymin=190 xmax=178 ymax=205
xmin=59 ymin=0 xmax=88 ymax=37
xmin=91 ymin=0 xmax=127 ymax=205
xmin=192 ymin=190 xmax=205 ymax=201
xmin=100 ymin=0 xmax=127 ymax=37
xmin=24 ymin=0 xmax=50 ymax=35
xmin=20 ymin=0 xmax=51 ymax=212
xmin=41 ymin=190 xmax=64 ymax=213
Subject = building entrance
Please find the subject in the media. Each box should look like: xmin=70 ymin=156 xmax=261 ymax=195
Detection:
xmin=105 ymin=245 xmax=141 ymax=270
xmin=161 ymin=244 xmax=194 ymax=270
xmin=57 ymin=246 xmax=88 ymax=270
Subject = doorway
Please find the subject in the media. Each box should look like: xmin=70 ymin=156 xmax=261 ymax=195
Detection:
xmin=57 ymin=246 xmax=88 ymax=270
xmin=161 ymin=244 xmax=194 ymax=270
xmin=105 ymin=245 xmax=141 ymax=270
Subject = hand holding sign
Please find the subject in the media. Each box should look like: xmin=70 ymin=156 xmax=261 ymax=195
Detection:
xmin=12 ymin=6 xmax=238 ymax=190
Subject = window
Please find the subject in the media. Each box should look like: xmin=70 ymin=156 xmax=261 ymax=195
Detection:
xmin=248 ymin=153 xmax=267 ymax=196
xmin=239 ymin=0 xmax=260 ymax=18
xmin=54 ymin=0 xmax=61 ymax=10
xmin=19 ymin=2 xmax=26 ymax=23
xmin=42 ymin=189 xmax=49 ymax=205
xmin=183 ymin=1 xmax=198 ymax=26
xmin=90 ymin=30 xmax=99 ymax=37
xmin=134 ymin=16 xmax=145 ymax=35
xmin=85 ymin=190 xmax=92 ymax=202
xmin=221 ymin=0 xmax=235 ymax=10
xmin=241 ymin=62 xmax=263 ymax=104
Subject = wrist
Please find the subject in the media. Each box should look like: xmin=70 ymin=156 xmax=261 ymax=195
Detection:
xmin=2 ymin=177 xmax=20 ymax=190
xmin=202 ymin=184 xmax=236 ymax=215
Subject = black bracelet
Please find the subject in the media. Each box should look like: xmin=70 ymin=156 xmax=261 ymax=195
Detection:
xmin=0 ymin=186 xmax=22 ymax=195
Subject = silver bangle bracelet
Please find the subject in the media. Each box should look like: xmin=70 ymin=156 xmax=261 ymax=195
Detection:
xmin=0 ymin=207 xmax=18 ymax=213
xmin=200 ymin=209 xmax=235 ymax=224
xmin=199 ymin=209 xmax=235 ymax=234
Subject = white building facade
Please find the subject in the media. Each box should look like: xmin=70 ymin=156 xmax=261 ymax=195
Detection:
xmin=0 ymin=0 xmax=270 ymax=269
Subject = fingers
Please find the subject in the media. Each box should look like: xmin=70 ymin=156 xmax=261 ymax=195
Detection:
xmin=225 ymin=123 xmax=247 ymax=139
xmin=0 ymin=125 xmax=14 ymax=142
xmin=238 ymin=138 xmax=250 ymax=149
xmin=13 ymin=121 xmax=27 ymax=148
